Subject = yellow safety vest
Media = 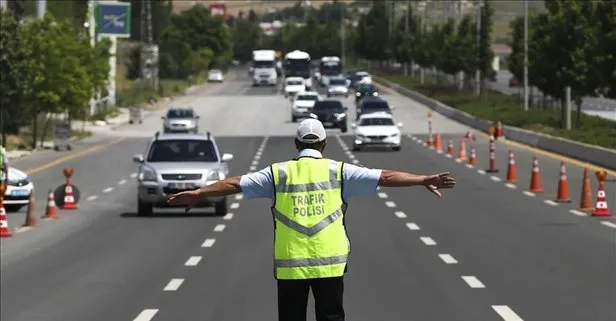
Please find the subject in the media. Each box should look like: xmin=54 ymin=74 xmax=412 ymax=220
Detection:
xmin=271 ymin=157 xmax=349 ymax=280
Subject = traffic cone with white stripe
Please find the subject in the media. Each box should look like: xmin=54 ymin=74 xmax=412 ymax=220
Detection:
xmin=61 ymin=184 xmax=78 ymax=210
xmin=426 ymin=133 xmax=434 ymax=149
xmin=446 ymin=140 xmax=454 ymax=158
xmin=456 ymin=138 xmax=467 ymax=162
xmin=592 ymin=171 xmax=611 ymax=216
xmin=554 ymin=162 xmax=571 ymax=203
xmin=434 ymin=132 xmax=442 ymax=153
xmin=486 ymin=136 xmax=499 ymax=173
xmin=506 ymin=151 xmax=517 ymax=183
xmin=43 ymin=189 xmax=59 ymax=219
xmin=468 ymin=147 xmax=477 ymax=165
xmin=529 ymin=157 xmax=543 ymax=193
xmin=0 ymin=188 xmax=12 ymax=237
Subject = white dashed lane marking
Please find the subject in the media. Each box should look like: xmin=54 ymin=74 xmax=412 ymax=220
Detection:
xmin=505 ymin=183 xmax=517 ymax=189
xmin=201 ymin=238 xmax=216 ymax=248
xmin=133 ymin=309 xmax=158 ymax=321
xmin=462 ymin=276 xmax=486 ymax=288
xmin=163 ymin=278 xmax=184 ymax=291
xmin=223 ymin=213 xmax=234 ymax=220
xmin=230 ymin=203 xmax=240 ymax=209
xmin=522 ymin=191 xmax=535 ymax=197
xmin=492 ymin=305 xmax=525 ymax=321
xmin=600 ymin=221 xmax=616 ymax=229
xmin=394 ymin=211 xmax=407 ymax=218
xmin=249 ymin=165 xmax=257 ymax=171
xmin=477 ymin=169 xmax=486 ymax=175
xmin=185 ymin=256 xmax=202 ymax=266
xmin=213 ymin=224 xmax=226 ymax=232
xmin=118 ymin=179 xmax=127 ymax=185
xmin=378 ymin=192 xmax=388 ymax=199
xmin=569 ymin=209 xmax=587 ymax=216
xmin=251 ymin=160 xmax=259 ymax=166
xmin=235 ymin=194 xmax=243 ymax=200
xmin=87 ymin=195 xmax=98 ymax=201
xmin=438 ymin=254 xmax=458 ymax=264
xmin=385 ymin=201 xmax=396 ymax=208
xmin=490 ymin=176 xmax=502 ymax=182
xmin=420 ymin=237 xmax=437 ymax=246
xmin=254 ymin=154 xmax=261 ymax=160
xmin=103 ymin=187 xmax=113 ymax=193
xmin=352 ymin=159 xmax=360 ymax=164
xmin=543 ymin=200 xmax=558 ymax=206
xmin=406 ymin=223 xmax=420 ymax=230
xmin=130 ymin=173 xmax=137 ymax=178
xmin=465 ymin=164 xmax=474 ymax=168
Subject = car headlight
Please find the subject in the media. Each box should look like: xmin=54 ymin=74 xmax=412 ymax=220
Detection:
xmin=356 ymin=92 xmax=361 ymax=97
xmin=335 ymin=113 xmax=346 ymax=120
xmin=138 ymin=167 xmax=157 ymax=181
xmin=372 ymin=92 xmax=379 ymax=96
xmin=206 ymin=170 xmax=224 ymax=181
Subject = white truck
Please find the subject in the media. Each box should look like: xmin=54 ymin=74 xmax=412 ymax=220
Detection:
xmin=283 ymin=50 xmax=313 ymax=91
xmin=252 ymin=50 xmax=278 ymax=86
xmin=318 ymin=56 xmax=342 ymax=87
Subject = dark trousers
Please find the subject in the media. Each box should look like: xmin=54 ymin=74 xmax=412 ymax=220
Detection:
xmin=277 ymin=276 xmax=345 ymax=321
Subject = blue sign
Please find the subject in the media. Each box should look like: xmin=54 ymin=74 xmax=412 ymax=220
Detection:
xmin=95 ymin=1 xmax=131 ymax=37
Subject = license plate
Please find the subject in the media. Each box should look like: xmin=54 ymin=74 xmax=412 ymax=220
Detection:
xmin=11 ymin=189 xmax=29 ymax=196
xmin=323 ymin=122 xmax=334 ymax=126
xmin=167 ymin=183 xmax=194 ymax=189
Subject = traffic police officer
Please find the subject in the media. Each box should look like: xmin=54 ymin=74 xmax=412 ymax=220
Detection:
xmin=168 ymin=118 xmax=456 ymax=321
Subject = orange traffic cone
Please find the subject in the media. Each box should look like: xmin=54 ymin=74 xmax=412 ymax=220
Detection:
xmin=578 ymin=169 xmax=594 ymax=212
xmin=446 ymin=140 xmax=454 ymax=158
xmin=496 ymin=121 xmax=504 ymax=140
xmin=0 ymin=193 xmax=12 ymax=237
xmin=22 ymin=191 xmax=37 ymax=227
xmin=43 ymin=189 xmax=59 ymax=219
xmin=554 ymin=162 xmax=571 ymax=203
xmin=506 ymin=151 xmax=517 ymax=183
xmin=529 ymin=157 xmax=543 ymax=193
xmin=434 ymin=132 xmax=442 ymax=153
xmin=61 ymin=184 xmax=78 ymax=210
xmin=592 ymin=175 xmax=611 ymax=217
xmin=456 ymin=138 xmax=467 ymax=162
xmin=426 ymin=133 xmax=434 ymax=149
xmin=468 ymin=147 xmax=477 ymax=165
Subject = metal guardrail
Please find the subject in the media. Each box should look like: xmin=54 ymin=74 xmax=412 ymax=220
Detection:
xmin=374 ymin=75 xmax=616 ymax=171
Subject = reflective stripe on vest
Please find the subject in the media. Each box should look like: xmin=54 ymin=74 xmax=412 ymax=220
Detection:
xmin=271 ymin=158 xmax=349 ymax=280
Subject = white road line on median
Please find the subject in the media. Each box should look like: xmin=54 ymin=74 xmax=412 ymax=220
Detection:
xmin=600 ymin=221 xmax=616 ymax=229
xmin=201 ymin=238 xmax=216 ymax=248
xmin=505 ymin=183 xmax=517 ymax=189
xmin=522 ymin=191 xmax=535 ymax=197
xmin=385 ymin=201 xmax=396 ymax=208
xmin=420 ymin=237 xmax=437 ymax=246
xmin=130 ymin=173 xmax=137 ymax=178
xmin=569 ymin=209 xmax=588 ymax=216
xmin=223 ymin=213 xmax=234 ymax=220
xmin=438 ymin=254 xmax=458 ymax=264
xmin=490 ymin=176 xmax=502 ymax=182
xmin=249 ymin=165 xmax=257 ymax=171
xmin=477 ymin=169 xmax=486 ymax=175
xmin=378 ymin=192 xmax=388 ymax=199
xmin=235 ymin=194 xmax=243 ymax=200
xmin=394 ymin=211 xmax=407 ymax=218
xmin=492 ymin=305 xmax=524 ymax=321
xmin=406 ymin=223 xmax=420 ymax=230
xmin=185 ymin=256 xmax=202 ymax=266
xmin=214 ymin=224 xmax=226 ymax=232
xmin=163 ymin=278 xmax=184 ymax=291
xmin=87 ymin=195 xmax=98 ymax=201
xmin=543 ymin=200 xmax=558 ymax=206
xmin=462 ymin=276 xmax=485 ymax=288
xmin=118 ymin=179 xmax=127 ymax=185
xmin=133 ymin=309 xmax=158 ymax=321
xmin=103 ymin=187 xmax=113 ymax=193
xmin=230 ymin=202 xmax=240 ymax=209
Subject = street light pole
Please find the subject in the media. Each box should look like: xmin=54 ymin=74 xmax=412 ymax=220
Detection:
xmin=475 ymin=0 xmax=482 ymax=96
xmin=341 ymin=6 xmax=345 ymax=65
xmin=523 ymin=0 xmax=529 ymax=111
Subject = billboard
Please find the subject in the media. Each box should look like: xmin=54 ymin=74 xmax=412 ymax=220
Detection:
xmin=209 ymin=3 xmax=227 ymax=19
xmin=95 ymin=1 xmax=131 ymax=38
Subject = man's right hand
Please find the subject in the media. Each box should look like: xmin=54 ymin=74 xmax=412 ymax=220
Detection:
xmin=422 ymin=172 xmax=456 ymax=198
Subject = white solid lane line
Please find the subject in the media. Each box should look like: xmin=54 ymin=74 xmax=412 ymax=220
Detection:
xmin=163 ymin=278 xmax=184 ymax=291
xmin=438 ymin=254 xmax=458 ymax=264
xmin=223 ymin=213 xmax=234 ymax=220
xmin=133 ymin=309 xmax=159 ymax=321
xmin=87 ymin=195 xmax=98 ymax=201
xmin=462 ymin=276 xmax=485 ymax=288
xmin=600 ymin=221 xmax=616 ymax=229
xmin=420 ymin=237 xmax=437 ymax=246
xmin=406 ymin=223 xmax=420 ymax=230
xmin=214 ymin=224 xmax=226 ymax=232
xmin=130 ymin=173 xmax=137 ymax=178
xmin=185 ymin=256 xmax=202 ymax=266
xmin=543 ymin=200 xmax=558 ymax=206
xmin=394 ymin=211 xmax=407 ymax=218
xmin=492 ymin=305 xmax=525 ymax=321
xmin=378 ymin=192 xmax=388 ymax=199
xmin=522 ymin=191 xmax=535 ymax=197
xmin=569 ymin=209 xmax=587 ymax=216
xmin=385 ymin=201 xmax=396 ymax=208
xmin=201 ymin=238 xmax=216 ymax=248
xmin=118 ymin=179 xmax=127 ymax=185
xmin=230 ymin=203 xmax=240 ymax=209
xmin=103 ymin=187 xmax=113 ymax=193
xmin=235 ymin=194 xmax=243 ymax=200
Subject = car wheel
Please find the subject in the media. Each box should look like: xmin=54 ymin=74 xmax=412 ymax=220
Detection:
xmin=340 ymin=126 xmax=348 ymax=133
xmin=393 ymin=146 xmax=401 ymax=151
xmin=215 ymin=197 xmax=227 ymax=216
xmin=137 ymin=197 xmax=153 ymax=216
xmin=4 ymin=205 xmax=24 ymax=212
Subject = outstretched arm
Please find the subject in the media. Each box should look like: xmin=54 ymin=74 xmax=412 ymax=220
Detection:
xmin=196 ymin=176 xmax=242 ymax=197
xmin=378 ymin=170 xmax=455 ymax=198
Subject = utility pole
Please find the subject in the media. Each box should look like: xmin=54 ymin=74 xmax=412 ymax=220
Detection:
xmin=523 ymin=0 xmax=529 ymax=111
xmin=475 ymin=0 xmax=482 ymax=96
xmin=36 ymin=0 xmax=46 ymax=18
xmin=404 ymin=0 xmax=409 ymax=76
xmin=341 ymin=5 xmax=345 ymax=65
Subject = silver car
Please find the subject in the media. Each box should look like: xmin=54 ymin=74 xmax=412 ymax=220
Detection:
xmin=162 ymin=107 xmax=199 ymax=133
xmin=326 ymin=77 xmax=349 ymax=97
xmin=132 ymin=132 xmax=234 ymax=216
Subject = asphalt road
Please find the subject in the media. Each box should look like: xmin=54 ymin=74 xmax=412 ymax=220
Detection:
xmin=1 ymin=70 xmax=614 ymax=321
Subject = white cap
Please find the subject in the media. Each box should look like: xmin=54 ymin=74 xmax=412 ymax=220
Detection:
xmin=296 ymin=118 xmax=327 ymax=143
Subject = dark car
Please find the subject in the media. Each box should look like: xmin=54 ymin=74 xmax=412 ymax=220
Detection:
xmin=310 ymin=100 xmax=348 ymax=132
xmin=356 ymin=97 xmax=393 ymax=120
xmin=355 ymin=83 xmax=380 ymax=105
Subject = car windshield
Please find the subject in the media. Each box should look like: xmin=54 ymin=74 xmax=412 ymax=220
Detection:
xmin=314 ymin=101 xmax=344 ymax=112
xmin=147 ymin=140 xmax=218 ymax=162
xmin=210 ymin=70 xmax=221 ymax=74
xmin=297 ymin=95 xmax=318 ymax=101
xmin=359 ymin=85 xmax=377 ymax=92
xmin=357 ymin=72 xmax=369 ymax=76
xmin=253 ymin=60 xmax=275 ymax=68
xmin=167 ymin=109 xmax=194 ymax=119
xmin=362 ymin=101 xmax=389 ymax=111
xmin=359 ymin=118 xmax=395 ymax=126
xmin=329 ymin=78 xmax=346 ymax=85
xmin=287 ymin=80 xmax=303 ymax=85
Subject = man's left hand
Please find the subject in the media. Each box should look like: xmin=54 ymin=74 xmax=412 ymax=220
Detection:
xmin=423 ymin=172 xmax=456 ymax=198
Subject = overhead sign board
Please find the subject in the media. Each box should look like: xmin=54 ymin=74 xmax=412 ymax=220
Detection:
xmin=95 ymin=1 xmax=131 ymax=38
